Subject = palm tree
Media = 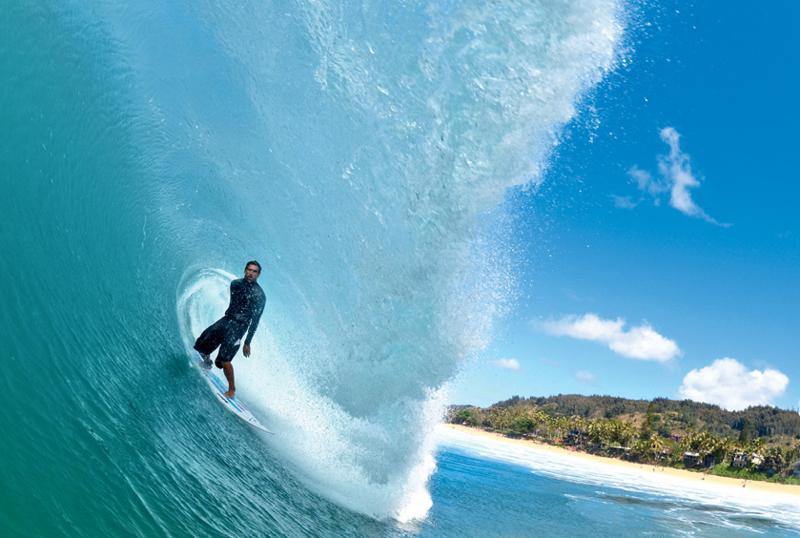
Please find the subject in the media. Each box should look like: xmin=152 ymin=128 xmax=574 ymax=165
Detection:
xmin=761 ymin=446 xmax=786 ymax=476
xmin=587 ymin=420 xmax=610 ymax=448
xmin=748 ymin=437 xmax=766 ymax=455
xmin=710 ymin=437 xmax=732 ymax=466
xmin=648 ymin=433 xmax=665 ymax=463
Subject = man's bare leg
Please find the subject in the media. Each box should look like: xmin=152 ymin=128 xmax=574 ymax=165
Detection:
xmin=222 ymin=362 xmax=236 ymax=398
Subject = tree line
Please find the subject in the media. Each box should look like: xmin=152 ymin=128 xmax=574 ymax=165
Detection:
xmin=448 ymin=394 xmax=800 ymax=483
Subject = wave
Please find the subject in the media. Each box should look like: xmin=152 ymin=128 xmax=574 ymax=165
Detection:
xmin=3 ymin=0 xmax=625 ymax=524
xmin=162 ymin=0 xmax=625 ymax=520
xmin=439 ymin=426 xmax=800 ymax=529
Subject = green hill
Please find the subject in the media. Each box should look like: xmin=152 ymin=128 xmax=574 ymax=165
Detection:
xmin=447 ymin=394 xmax=800 ymax=483
xmin=485 ymin=394 xmax=800 ymax=440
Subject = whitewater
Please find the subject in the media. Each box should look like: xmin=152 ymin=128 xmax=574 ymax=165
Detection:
xmin=163 ymin=0 xmax=622 ymax=521
xmin=23 ymin=1 xmax=800 ymax=536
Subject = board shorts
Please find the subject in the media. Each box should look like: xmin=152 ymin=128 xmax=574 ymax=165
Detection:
xmin=193 ymin=316 xmax=248 ymax=363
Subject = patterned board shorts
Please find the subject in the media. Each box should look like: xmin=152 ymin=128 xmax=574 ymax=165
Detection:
xmin=193 ymin=316 xmax=248 ymax=363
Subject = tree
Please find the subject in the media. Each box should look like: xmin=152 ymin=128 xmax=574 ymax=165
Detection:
xmin=759 ymin=447 xmax=786 ymax=476
xmin=454 ymin=409 xmax=479 ymax=426
xmin=738 ymin=418 xmax=755 ymax=444
xmin=647 ymin=433 xmax=665 ymax=462
xmin=640 ymin=402 xmax=658 ymax=440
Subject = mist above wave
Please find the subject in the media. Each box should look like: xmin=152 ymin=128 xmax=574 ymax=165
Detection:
xmin=154 ymin=0 xmax=625 ymax=521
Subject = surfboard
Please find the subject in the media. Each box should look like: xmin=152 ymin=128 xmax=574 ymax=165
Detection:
xmin=192 ymin=355 xmax=272 ymax=434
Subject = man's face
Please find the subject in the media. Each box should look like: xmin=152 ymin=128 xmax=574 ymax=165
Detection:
xmin=244 ymin=264 xmax=260 ymax=282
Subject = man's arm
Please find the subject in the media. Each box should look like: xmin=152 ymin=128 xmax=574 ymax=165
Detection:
xmin=227 ymin=279 xmax=241 ymax=313
xmin=242 ymin=293 xmax=265 ymax=356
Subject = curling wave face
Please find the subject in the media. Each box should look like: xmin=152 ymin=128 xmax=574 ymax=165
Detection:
xmin=166 ymin=0 xmax=622 ymax=520
xmin=137 ymin=1 xmax=621 ymax=519
xmin=166 ymin=0 xmax=623 ymax=519
xmin=2 ymin=0 xmax=624 ymax=527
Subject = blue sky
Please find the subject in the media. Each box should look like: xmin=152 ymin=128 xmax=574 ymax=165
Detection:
xmin=449 ymin=2 xmax=800 ymax=411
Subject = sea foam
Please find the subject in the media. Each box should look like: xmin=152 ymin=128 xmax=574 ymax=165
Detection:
xmin=438 ymin=426 xmax=800 ymax=529
xmin=165 ymin=0 xmax=624 ymax=521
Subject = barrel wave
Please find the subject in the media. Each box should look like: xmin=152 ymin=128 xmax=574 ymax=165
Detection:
xmin=1 ymin=0 xmax=622 ymax=535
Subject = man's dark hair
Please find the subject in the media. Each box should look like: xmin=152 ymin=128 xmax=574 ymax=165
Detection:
xmin=245 ymin=260 xmax=262 ymax=272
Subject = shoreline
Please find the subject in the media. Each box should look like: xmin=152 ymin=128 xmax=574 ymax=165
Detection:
xmin=441 ymin=423 xmax=800 ymax=497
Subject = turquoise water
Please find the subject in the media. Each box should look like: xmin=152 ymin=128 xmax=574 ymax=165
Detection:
xmin=435 ymin=429 xmax=800 ymax=537
xmin=6 ymin=1 xmax=797 ymax=536
xmin=419 ymin=447 xmax=800 ymax=538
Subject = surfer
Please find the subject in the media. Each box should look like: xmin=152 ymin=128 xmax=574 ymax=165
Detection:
xmin=194 ymin=261 xmax=266 ymax=398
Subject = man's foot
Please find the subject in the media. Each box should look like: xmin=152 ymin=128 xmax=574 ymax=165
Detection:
xmin=224 ymin=389 xmax=235 ymax=399
xmin=199 ymin=353 xmax=212 ymax=370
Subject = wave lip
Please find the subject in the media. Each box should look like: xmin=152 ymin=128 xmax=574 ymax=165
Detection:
xmin=166 ymin=0 xmax=625 ymax=522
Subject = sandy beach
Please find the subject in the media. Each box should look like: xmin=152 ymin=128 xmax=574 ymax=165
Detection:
xmin=442 ymin=423 xmax=800 ymax=497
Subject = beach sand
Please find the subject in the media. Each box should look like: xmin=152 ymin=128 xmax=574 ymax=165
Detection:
xmin=442 ymin=423 xmax=800 ymax=497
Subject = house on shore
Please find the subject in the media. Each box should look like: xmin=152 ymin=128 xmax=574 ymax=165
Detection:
xmin=564 ymin=429 xmax=588 ymax=448
xmin=732 ymin=452 xmax=748 ymax=468
xmin=608 ymin=445 xmax=632 ymax=459
xmin=683 ymin=452 xmax=701 ymax=468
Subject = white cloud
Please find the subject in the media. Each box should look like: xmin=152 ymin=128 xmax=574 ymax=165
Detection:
xmin=678 ymin=358 xmax=789 ymax=411
xmin=626 ymin=127 xmax=730 ymax=227
xmin=575 ymin=370 xmax=595 ymax=385
xmin=628 ymin=166 xmax=666 ymax=198
xmin=493 ymin=358 xmax=521 ymax=371
xmin=658 ymin=127 xmax=723 ymax=225
xmin=539 ymin=313 xmax=680 ymax=362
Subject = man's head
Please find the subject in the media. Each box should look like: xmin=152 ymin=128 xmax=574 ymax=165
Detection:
xmin=244 ymin=260 xmax=262 ymax=282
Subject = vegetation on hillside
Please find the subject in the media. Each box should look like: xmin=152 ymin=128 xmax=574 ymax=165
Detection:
xmin=447 ymin=394 xmax=800 ymax=484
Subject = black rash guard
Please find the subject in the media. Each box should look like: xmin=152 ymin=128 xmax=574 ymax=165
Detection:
xmin=224 ymin=278 xmax=266 ymax=345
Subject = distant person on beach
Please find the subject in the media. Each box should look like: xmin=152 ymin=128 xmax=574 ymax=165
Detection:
xmin=194 ymin=261 xmax=265 ymax=398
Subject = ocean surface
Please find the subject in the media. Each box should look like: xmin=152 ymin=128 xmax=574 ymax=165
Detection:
xmin=433 ymin=428 xmax=800 ymax=537
xmin=2 ymin=1 xmax=797 ymax=536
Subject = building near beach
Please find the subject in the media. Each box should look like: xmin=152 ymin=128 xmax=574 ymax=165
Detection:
xmin=683 ymin=452 xmax=701 ymax=468
xmin=732 ymin=452 xmax=748 ymax=468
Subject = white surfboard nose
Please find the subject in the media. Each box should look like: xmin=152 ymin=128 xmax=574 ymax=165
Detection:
xmin=192 ymin=355 xmax=273 ymax=434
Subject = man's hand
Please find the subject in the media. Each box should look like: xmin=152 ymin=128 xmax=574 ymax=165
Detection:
xmin=243 ymin=344 xmax=251 ymax=357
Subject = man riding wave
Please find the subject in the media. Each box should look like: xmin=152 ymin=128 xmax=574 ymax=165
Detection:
xmin=194 ymin=260 xmax=265 ymax=398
